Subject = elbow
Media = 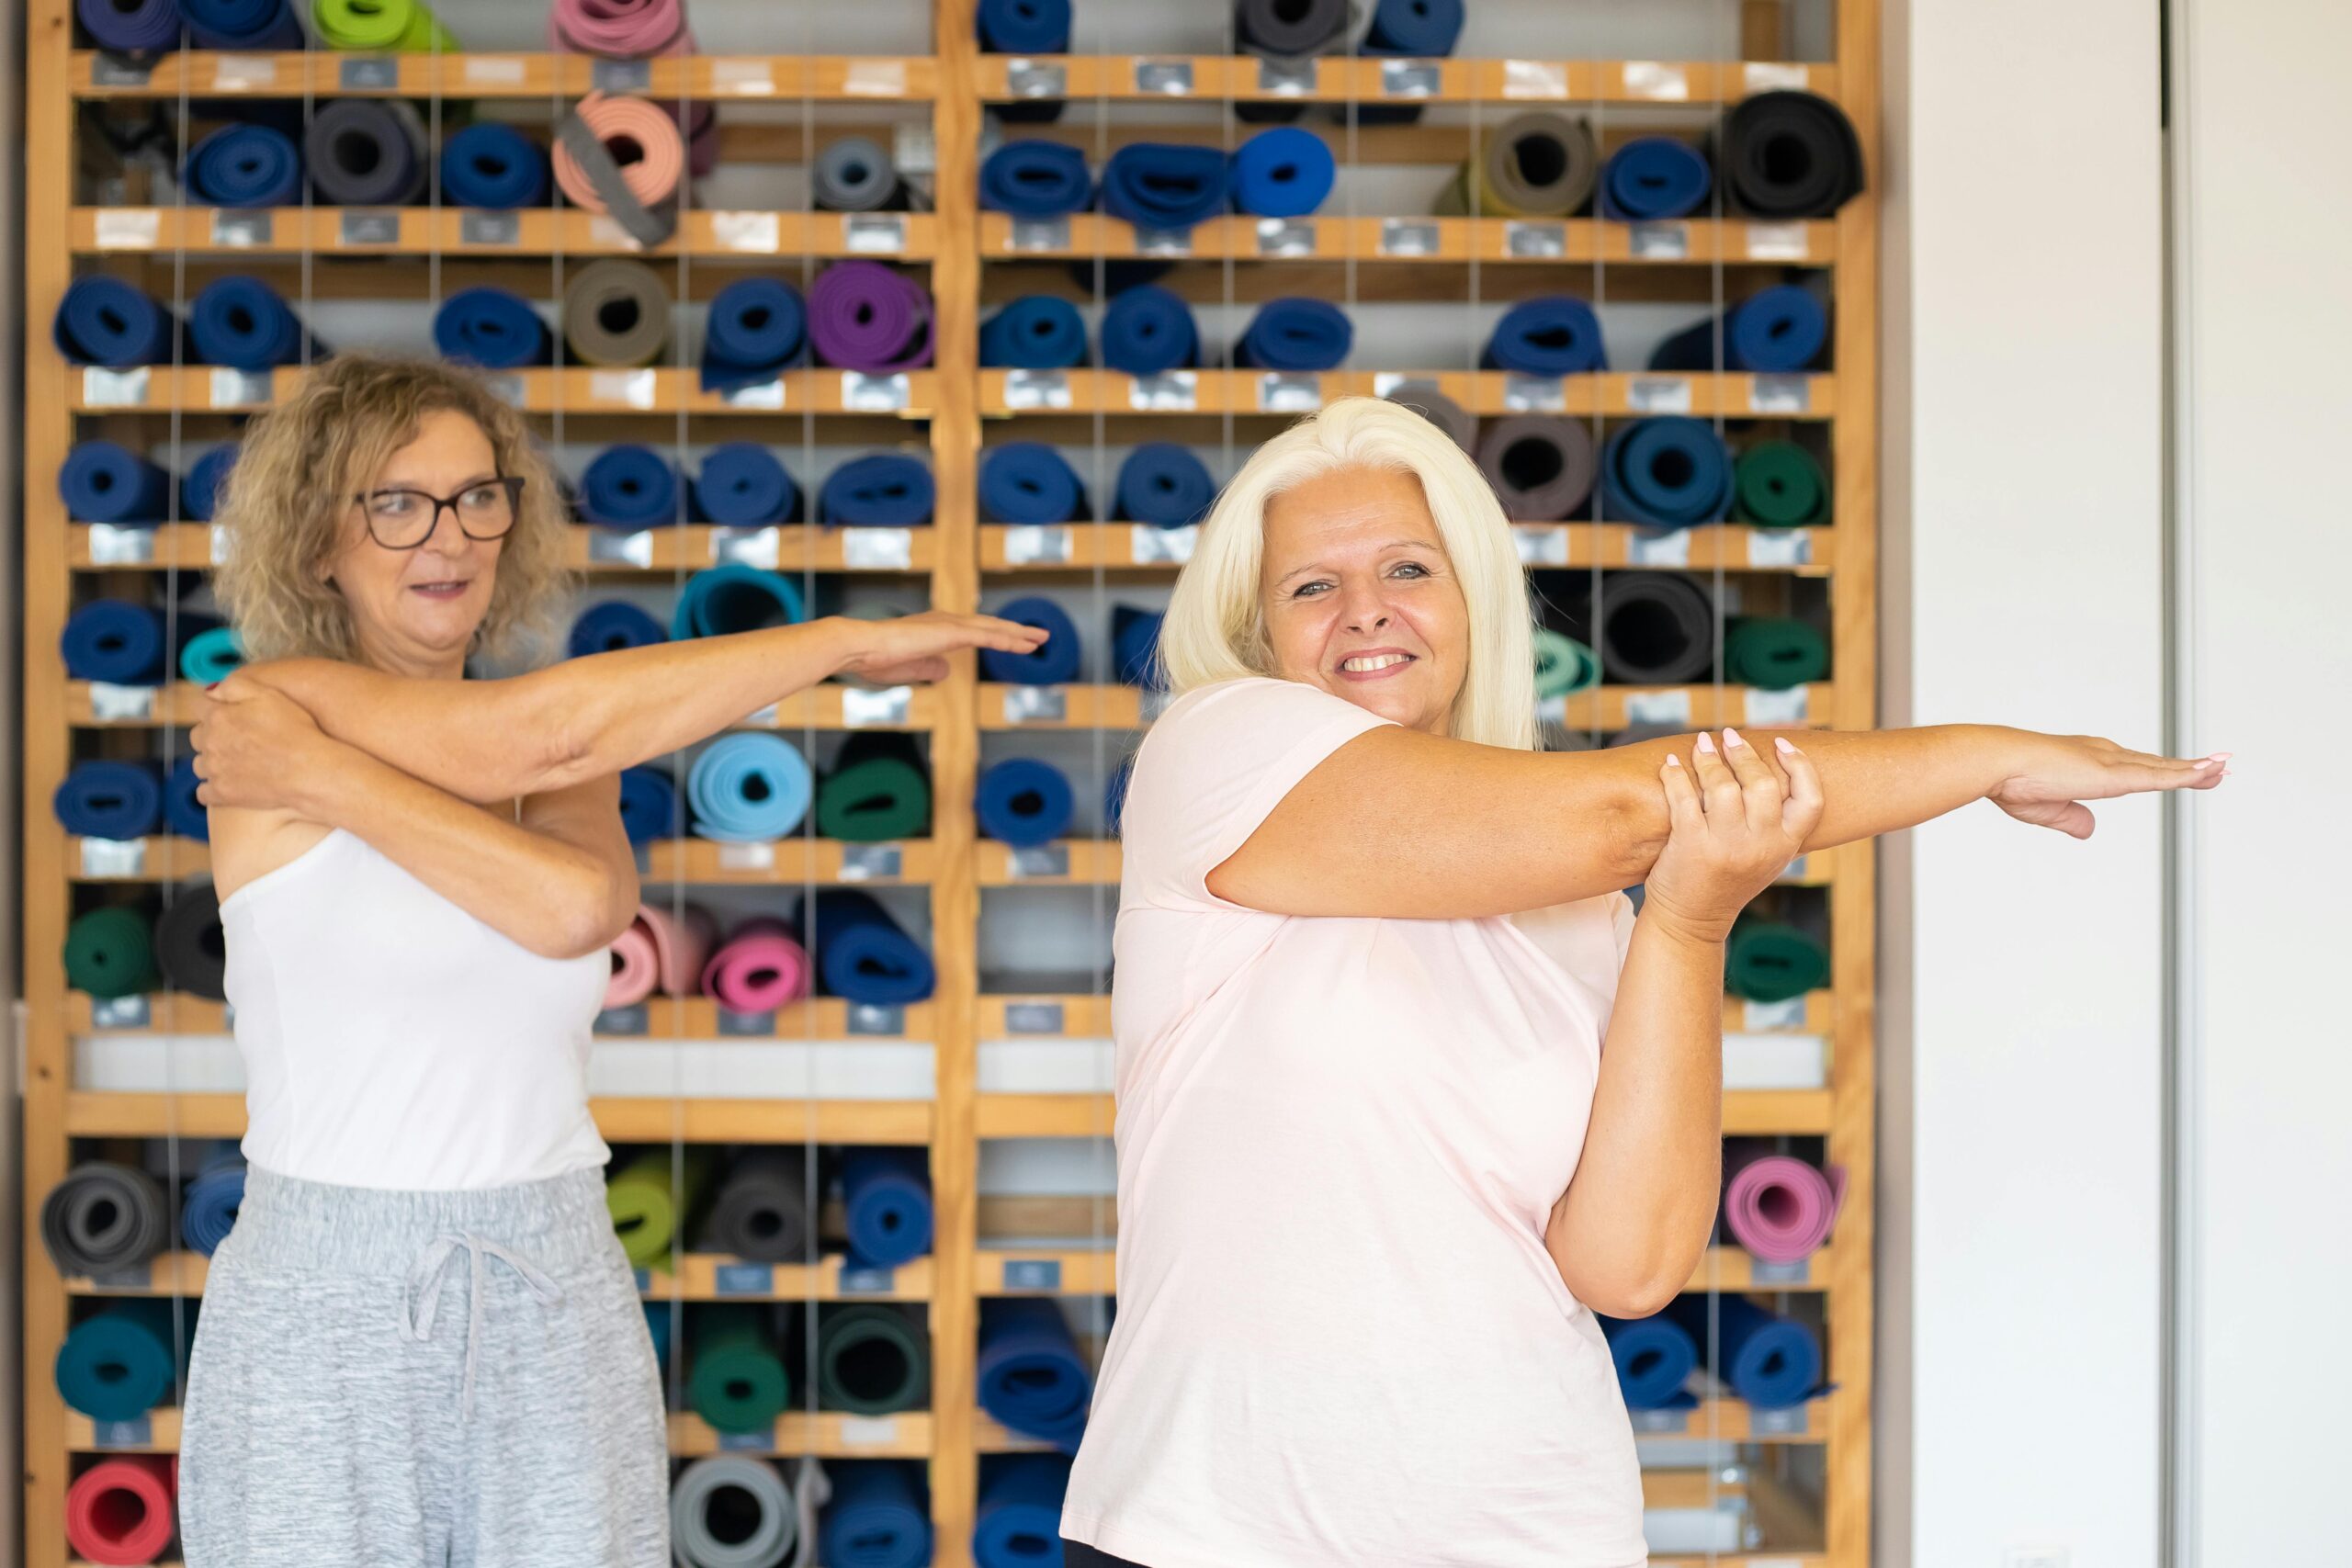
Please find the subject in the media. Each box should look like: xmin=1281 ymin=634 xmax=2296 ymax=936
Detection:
xmin=1575 ymin=1273 xmax=1686 ymax=1321
xmin=531 ymin=867 xmax=639 ymax=963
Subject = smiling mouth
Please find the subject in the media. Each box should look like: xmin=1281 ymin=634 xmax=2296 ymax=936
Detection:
xmin=1340 ymin=653 xmax=1414 ymax=673
xmin=411 ymin=580 xmax=471 ymax=597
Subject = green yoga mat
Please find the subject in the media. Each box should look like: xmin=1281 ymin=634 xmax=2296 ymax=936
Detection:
xmin=1727 ymin=920 xmax=1830 ymax=1003
xmin=605 ymin=1147 xmax=717 ymax=1269
xmin=817 ymin=1304 xmax=930 ymax=1416
xmin=1734 ymin=441 xmax=1830 ymax=528
xmin=311 ymin=0 xmax=458 ymax=51
xmin=815 ymin=733 xmax=933 ymax=843
xmin=1533 ymin=629 xmax=1601 ymax=698
xmin=1724 ymin=617 xmax=1830 ymax=691
xmin=686 ymin=1304 xmax=792 ymax=1434
xmin=65 ymin=907 xmax=159 ymax=999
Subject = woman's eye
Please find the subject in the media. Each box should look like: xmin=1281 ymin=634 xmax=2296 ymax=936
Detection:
xmin=370 ymin=491 xmax=417 ymax=515
xmin=459 ymin=485 xmax=499 ymax=508
xmin=1292 ymin=581 xmax=1332 ymax=598
xmin=1390 ymin=562 xmax=1430 ymax=579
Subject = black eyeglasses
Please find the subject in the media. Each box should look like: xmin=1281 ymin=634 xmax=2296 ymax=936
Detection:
xmin=352 ymin=476 xmax=526 ymax=550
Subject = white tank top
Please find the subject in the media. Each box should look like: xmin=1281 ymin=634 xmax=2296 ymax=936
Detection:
xmin=220 ymin=827 xmax=612 ymax=1190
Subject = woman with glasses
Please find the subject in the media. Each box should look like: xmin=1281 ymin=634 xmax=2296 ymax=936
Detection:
xmin=173 ymin=354 xmax=1042 ymax=1566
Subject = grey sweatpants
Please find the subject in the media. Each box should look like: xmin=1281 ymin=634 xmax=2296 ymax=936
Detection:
xmin=180 ymin=1166 xmax=668 ymax=1567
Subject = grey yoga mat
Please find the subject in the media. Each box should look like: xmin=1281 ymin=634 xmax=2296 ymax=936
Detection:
xmin=698 ymin=1148 xmax=812 ymax=1263
xmin=1385 ymin=382 xmax=1476 ymax=450
xmin=813 ymin=136 xmax=913 ymax=213
xmin=40 ymin=1161 xmax=170 ymax=1277
xmin=1567 ymin=571 xmax=1718 ymax=684
xmin=1476 ymin=414 xmax=1596 ymax=521
xmin=1434 ymin=111 xmax=1599 ymax=218
xmin=561 ymin=259 xmax=672 ymax=367
xmin=671 ymin=1453 xmax=797 ymax=1568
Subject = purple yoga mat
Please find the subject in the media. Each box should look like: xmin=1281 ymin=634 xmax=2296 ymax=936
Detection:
xmin=808 ymin=260 xmax=934 ymax=373
xmin=1721 ymin=1138 xmax=1845 ymax=1264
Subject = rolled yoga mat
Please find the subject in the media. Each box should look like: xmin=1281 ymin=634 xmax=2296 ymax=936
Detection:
xmin=1726 ymin=919 xmax=1830 ymax=1004
xmin=977 ymin=0 xmax=1069 ymax=51
xmin=673 ymin=563 xmax=807 ymax=638
xmin=820 ymin=1461 xmax=932 ymax=1568
xmin=820 ymin=454 xmax=934 ymax=527
xmin=978 ymin=442 xmax=1086 ymax=525
xmin=700 ymin=277 xmax=807 ymax=391
xmin=562 ymin=257 xmax=671 ymax=367
xmin=579 ymin=445 xmax=679 ymax=530
xmin=53 ymin=278 xmax=177 ymax=368
xmin=605 ymin=1145 xmax=718 ymax=1269
xmin=688 ymin=1304 xmax=792 ymax=1434
xmin=816 ymin=733 xmax=932 ymax=844
xmin=645 ymin=1300 xmax=673 ymax=1371
xmin=974 ymin=1456 xmax=1072 ymax=1568
xmin=605 ymin=901 xmax=717 ymax=1008
xmin=41 ymin=1162 xmax=169 ymax=1277
xmin=182 ymin=1153 xmax=245 ymax=1257
xmin=694 ymin=444 xmax=798 ymax=526
xmin=1098 ymin=143 xmax=1229 ymax=232
xmin=76 ymin=0 xmax=181 ymax=50
xmin=1482 ymin=296 xmax=1606 ymax=378
xmin=304 ymin=99 xmax=428 ymax=207
xmin=166 ymin=757 xmax=209 ymax=842
xmin=61 ymin=442 xmax=171 ymax=525
xmin=1598 ymin=1310 xmax=1699 ymax=1408
xmin=1103 ymin=752 xmax=1136 ymax=837
xmin=1598 ymin=417 xmax=1734 ymax=532
xmin=1476 ymin=414 xmax=1596 ymax=522
xmin=842 ymin=1148 xmax=933 ymax=1269
xmin=64 ymin=908 xmax=161 ymax=1000
xmin=182 ymin=446 xmax=237 ymax=523
xmin=1099 ymin=284 xmax=1197 ymax=377
xmin=978 ymin=296 xmax=1087 ymax=371
xmin=672 ymin=1454 xmax=797 ymax=1568
xmin=700 ymin=918 xmax=811 ymax=1013
xmin=1567 ymin=570 xmax=1717 ymax=685
xmin=1600 ymin=136 xmax=1713 ymax=221
xmin=433 ymin=287 xmax=549 ymax=370
xmin=186 ymin=0 xmax=304 ymax=46
xmin=1115 ymin=443 xmax=1213 ymax=527
xmin=979 ymin=141 xmax=1092 ymax=220
xmin=549 ymin=0 xmax=691 ymax=57
xmin=180 ymin=626 xmax=243 ymax=684
xmin=977 ymin=595 xmax=1081 ymax=685
xmin=1724 ymin=616 xmax=1829 ymax=691
xmin=1734 ymin=439 xmax=1829 ymax=528
xmin=63 ymin=601 xmax=167 ymax=684
xmin=156 ymin=880 xmax=229 ymax=1001
xmin=808 ymin=890 xmax=933 ymax=1005
xmin=1114 ymin=604 xmax=1162 ymax=689
xmin=1233 ymin=298 xmax=1351 ymax=372
xmin=184 ymin=122 xmax=304 ymax=209
xmin=439 ymin=121 xmax=550 ymax=209
xmin=551 ymin=92 xmax=686 ymax=217
xmin=1721 ymin=90 xmax=1864 ymax=219
xmin=617 ymin=767 xmax=681 ymax=844
xmin=1650 ymin=284 xmax=1827 ymax=374
xmin=1662 ymin=1292 xmax=1823 ymax=1409
xmin=1722 ymin=1140 xmax=1843 ymax=1264
xmin=65 ymin=1456 xmax=177 ymax=1568
xmin=687 ymin=735 xmax=814 ymax=843
xmin=1229 ymin=127 xmax=1334 ymax=219
xmin=808 ymin=261 xmax=933 ymax=373
xmin=814 ymin=135 xmax=911 ymax=213
xmin=188 ymin=276 xmax=318 ymax=371
xmin=311 ymin=0 xmax=456 ymax=50
xmin=701 ymin=1147 xmax=811 ymax=1262
xmin=978 ymin=1298 xmax=1091 ymax=1449
xmin=56 ymin=761 xmax=163 ymax=840
xmin=818 ymin=1304 xmax=931 ymax=1415
xmin=1234 ymin=0 xmax=1348 ymax=57
xmin=1532 ymin=629 xmax=1601 ymax=698
xmin=1385 ymin=382 xmax=1476 ymax=450
xmin=974 ymin=758 xmax=1073 ymax=848
xmin=571 ymin=600 xmax=667 ymax=659
xmin=1436 ymin=111 xmax=1599 ymax=218
xmin=56 ymin=1300 xmax=185 ymax=1421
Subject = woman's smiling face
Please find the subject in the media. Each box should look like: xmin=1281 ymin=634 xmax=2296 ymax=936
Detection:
xmin=1258 ymin=464 xmax=1470 ymax=736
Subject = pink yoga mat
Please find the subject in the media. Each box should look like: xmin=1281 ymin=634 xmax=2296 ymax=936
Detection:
xmin=606 ymin=903 xmax=717 ymax=1009
xmin=548 ymin=0 xmax=692 ymax=58
xmin=701 ymin=919 xmax=810 ymax=1012
xmin=1722 ymin=1141 xmax=1845 ymax=1264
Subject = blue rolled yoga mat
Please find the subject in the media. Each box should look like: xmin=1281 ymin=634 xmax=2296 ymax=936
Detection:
xmin=433 ymin=287 xmax=550 ymax=370
xmin=184 ymin=123 xmax=304 ymax=209
xmin=1363 ymin=0 xmax=1463 ymax=52
xmin=1598 ymin=1311 xmax=1700 ymax=1408
xmin=978 ymin=596 xmax=1081 ymax=685
xmin=77 ymin=0 xmax=181 ymax=49
xmin=974 ymin=1456 xmax=1072 ymax=1568
xmin=808 ymin=889 xmax=934 ymax=1005
xmin=182 ymin=446 xmax=237 ymax=523
xmin=701 ymin=276 xmax=808 ymax=391
xmin=1099 ymin=285 xmax=1197 ymax=377
xmin=61 ymin=442 xmax=171 ymax=525
xmin=673 ymin=564 xmax=807 ymax=639
xmin=53 ymin=278 xmax=177 ymax=368
xmin=1599 ymin=416 xmax=1735 ymax=532
xmin=439 ymin=121 xmax=549 ymax=209
xmin=579 ymin=446 xmax=679 ymax=531
xmin=976 ymin=0 xmax=1069 ymax=51
xmin=188 ymin=276 xmax=317 ymax=371
xmin=841 ymin=1148 xmax=934 ymax=1269
xmin=62 ymin=601 xmax=166 ymax=685
xmin=820 ymin=455 xmax=933 ymax=528
xmin=1482 ymin=297 xmax=1606 ymax=377
xmin=182 ymin=1155 xmax=245 ymax=1257
xmin=978 ymin=443 xmax=1086 ymax=525
xmin=55 ymin=1301 xmax=184 ymax=1422
xmin=687 ymin=734 xmax=814 ymax=842
xmin=1113 ymin=605 xmax=1162 ymax=689
xmin=179 ymin=626 xmax=245 ymax=684
xmin=1600 ymin=137 xmax=1713 ymax=221
xmin=618 ymin=767 xmax=680 ymax=845
xmin=1234 ymin=298 xmax=1351 ymax=372
xmin=1103 ymin=753 xmax=1136 ymax=837
xmin=1100 ymin=143 xmax=1228 ymax=231
xmin=974 ymin=758 xmax=1073 ymax=847
xmin=979 ymin=295 xmax=1087 ymax=370
xmin=1229 ymin=127 xmax=1334 ymax=219
xmin=185 ymin=0 xmax=306 ymax=47
xmin=1650 ymin=284 xmax=1827 ymax=374
xmin=1115 ymin=443 xmax=1213 ymax=527
xmin=55 ymin=761 xmax=164 ymax=840
xmin=978 ymin=1299 xmax=1091 ymax=1450
xmin=821 ymin=1461 xmax=932 ymax=1568
xmin=979 ymin=141 xmax=1092 ymax=220
xmin=1663 ymin=1292 xmax=1823 ymax=1410
xmin=694 ymin=444 xmax=798 ymax=526
xmin=166 ymin=757 xmax=208 ymax=841
xmin=570 ymin=600 xmax=667 ymax=660
xmin=644 ymin=1301 xmax=673 ymax=1371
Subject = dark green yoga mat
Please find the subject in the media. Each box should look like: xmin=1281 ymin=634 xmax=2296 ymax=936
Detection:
xmin=1734 ymin=440 xmax=1830 ymax=528
xmin=1727 ymin=920 xmax=1830 ymax=1003
xmin=606 ymin=1147 xmax=718 ymax=1270
xmin=1724 ymin=617 xmax=1830 ymax=691
xmin=816 ymin=733 xmax=933 ymax=843
xmin=687 ymin=1303 xmax=792 ymax=1434
xmin=65 ymin=907 xmax=159 ymax=999
xmin=817 ymin=1304 xmax=930 ymax=1416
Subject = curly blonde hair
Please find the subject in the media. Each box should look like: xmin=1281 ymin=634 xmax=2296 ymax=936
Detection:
xmin=211 ymin=354 xmax=571 ymax=668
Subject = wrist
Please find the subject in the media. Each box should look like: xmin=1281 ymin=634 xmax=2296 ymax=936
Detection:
xmin=807 ymin=615 xmax=864 ymax=679
xmin=1962 ymin=723 xmax=2037 ymax=800
xmin=284 ymin=738 xmax=366 ymax=824
xmin=1634 ymin=902 xmax=1733 ymax=952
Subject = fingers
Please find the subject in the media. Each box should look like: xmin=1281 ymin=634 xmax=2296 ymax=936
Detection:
xmin=1689 ymin=729 xmax=1745 ymax=827
xmin=1718 ymin=728 xmax=1783 ymax=829
xmin=1773 ymin=736 xmax=1825 ymax=839
xmin=1659 ymin=751 xmax=1702 ymax=831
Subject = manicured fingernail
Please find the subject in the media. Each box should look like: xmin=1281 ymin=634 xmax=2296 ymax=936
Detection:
xmin=1723 ymin=727 xmax=1745 ymax=748
xmin=1666 ymin=753 xmax=1682 ymax=768
xmin=2205 ymin=751 xmax=2233 ymax=762
xmin=1775 ymin=737 xmax=1797 ymax=755
xmin=1695 ymin=731 xmax=1715 ymax=754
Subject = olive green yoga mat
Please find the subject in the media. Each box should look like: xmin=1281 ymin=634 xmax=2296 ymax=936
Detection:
xmin=311 ymin=0 xmax=457 ymax=51
xmin=686 ymin=1303 xmax=792 ymax=1434
xmin=1734 ymin=440 xmax=1830 ymax=528
xmin=606 ymin=1146 xmax=717 ymax=1269
xmin=1724 ymin=617 xmax=1829 ymax=691
xmin=1727 ymin=920 xmax=1830 ymax=1004
xmin=1433 ymin=112 xmax=1599 ymax=218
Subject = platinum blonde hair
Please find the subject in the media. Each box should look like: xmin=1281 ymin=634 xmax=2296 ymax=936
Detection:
xmin=1159 ymin=396 xmax=1536 ymax=750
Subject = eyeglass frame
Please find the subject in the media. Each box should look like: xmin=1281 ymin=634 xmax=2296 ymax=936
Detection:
xmin=350 ymin=475 xmax=526 ymax=550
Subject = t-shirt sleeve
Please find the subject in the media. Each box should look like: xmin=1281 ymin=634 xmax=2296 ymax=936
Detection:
xmin=1611 ymin=890 xmax=1638 ymax=970
xmin=1120 ymin=677 xmax=1396 ymax=911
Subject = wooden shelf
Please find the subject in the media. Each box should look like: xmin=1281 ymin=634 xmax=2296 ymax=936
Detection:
xmin=978 ymin=682 xmax=1836 ymax=734
xmin=75 ymin=206 xmax=936 ymax=261
xmin=979 ymin=369 xmax=1835 ymax=420
xmin=63 ymin=678 xmax=935 ymax=732
xmin=973 ymin=55 xmax=1838 ymax=105
xmin=967 ymin=1244 xmax=1831 ymax=1299
xmin=70 ymin=51 xmax=938 ymax=100
xmin=1627 ymin=1395 xmax=1836 ymax=1443
xmin=980 ymin=520 xmax=1831 ymax=575
xmin=667 ymin=1410 xmax=934 ymax=1458
xmin=68 ymin=1250 xmax=936 ymax=1302
xmin=978 ymin=993 xmax=1113 ymax=1039
xmin=61 ymin=1093 xmax=934 ymax=1144
xmin=68 ymin=521 xmax=935 ymax=577
xmin=976 ymin=1089 xmax=1830 ymax=1138
xmin=980 ymin=212 xmax=1837 ymax=266
xmin=69 ymin=366 xmax=937 ymax=418
xmin=63 ymin=836 xmax=207 ymax=882
xmin=71 ymin=992 xmax=939 ymax=1042
xmin=639 ymin=838 xmax=936 ymax=886
xmin=65 ymin=1409 xmax=177 ymax=1454
xmin=976 ymin=839 xmax=1124 ymax=888
xmin=977 ymin=682 xmax=1157 ymax=730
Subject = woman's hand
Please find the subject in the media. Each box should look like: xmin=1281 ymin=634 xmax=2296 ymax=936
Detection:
xmin=829 ymin=611 xmax=1050 ymax=686
xmin=188 ymin=674 xmax=342 ymax=813
xmin=1640 ymin=728 xmax=1826 ymax=944
xmin=1985 ymin=728 xmax=2229 ymax=839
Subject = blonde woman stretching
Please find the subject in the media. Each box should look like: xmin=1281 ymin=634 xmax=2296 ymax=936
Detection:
xmin=1057 ymin=397 xmax=2224 ymax=1568
xmin=177 ymin=354 xmax=1040 ymax=1566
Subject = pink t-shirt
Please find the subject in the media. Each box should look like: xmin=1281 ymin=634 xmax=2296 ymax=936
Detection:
xmin=1062 ymin=678 xmax=1647 ymax=1568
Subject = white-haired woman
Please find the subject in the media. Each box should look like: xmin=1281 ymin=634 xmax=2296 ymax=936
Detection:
xmin=1057 ymin=397 xmax=2223 ymax=1567
xmin=176 ymin=353 xmax=1040 ymax=1566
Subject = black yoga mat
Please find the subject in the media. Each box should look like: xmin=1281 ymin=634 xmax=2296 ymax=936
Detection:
xmin=1475 ymin=415 xmax=1596 ymax=522
xmin=305 ymin=99 xmax=428 ymax=207
xmin=1566 ymin=572 xmax=1718 ymax=685
xmin=1385 ymin=383 xmax=1475 ymax=450
xmin=156 ymin=881 xmax=229 ymax=1002
xmin=814 ymin=136 xmax=911 ymax=213
xmin=700 ymin=1148 xmax=812 ymax=1263
xmin=1235 ymin=0 xmax=1349 ymax=57
xmin=817 ymin=1305 xmax=931 ymax=1416
xmin=1719 ymin=91 xmax=1864 ymax=219
xmin=40 ymin=1162 xmax=170 ymax=1278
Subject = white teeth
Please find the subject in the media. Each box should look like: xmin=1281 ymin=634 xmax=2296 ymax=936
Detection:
xmin=1341 ymin=653 xmax=1410 ymax=673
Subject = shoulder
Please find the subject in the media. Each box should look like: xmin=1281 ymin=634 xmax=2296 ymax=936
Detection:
xmin=208 ymin=805 xmax=334 ymax=906
xmin=1146 ymin=676 xmax=1391 ymax=754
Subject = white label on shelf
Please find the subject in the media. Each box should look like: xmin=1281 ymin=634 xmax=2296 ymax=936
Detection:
xmin=1502 ymin=373 xmax=1566 ymax=412
xmin=1534 ymin=694 xmax=1567 ymax=726
xmin=1256 ymin=55 xmax=1315 ymax=96
xmin=841 ymin=685 xmax=912 ymax=727
xmin=890 ymin=123 xmax=936 ymax=177
xmin=1133 ymin=226 xmax=1192 ymax=258
xmin=711 ymin=526 xmax=781 ymax=569
xmin=1746 ymin=528 xmax=1814 ymax=568
xmin=1743 ymin=62 xmax=1811 ymax=93
xmin=1009 ymin=844 xmax=1072 ymax=879
xmin=1128 ymin=371 xmax=1196 ymax=412
xmin=1134 ymin=58 xmax=1193 ymax=96
xmin=1002 ymin=685 xmax=1068 ymax=724
xmin=92 ymin=55 xmax=153 ymax=85
xmin=1625 ymin=689 xmax=1695 ymax=726
xmin=845 ymin=213 xmax=908 ymax=254
xmin=81 ymin=838 xmax=147 ymax=877
xmin=209 ymin=54 xmax=277 ymax=89
xmin=590 ymin=368 xmax=658 ymax=409
xmin=212 ymin=209 xmax=272 ymax=248
xmin=209 ymin=525 xmax=232 ymax=564
xmin=1372 ymin=372 xmax=1416 ymax=397
xmin=484 ymin=372 xmax=528 ymax=407
xmin=1501 ymin=59 xmax=1568 ymax=98
xmin=587 ymin=529 xmax=656 ymax=568
xmin=339 ymin=56 xmax=396 ymax=90
xmin=718 ymin=840 xmax=777 ymax=873
xmin=1007 ymin=58 xmax=1067 ymax=99
xmin=592 ymin=58 xmax=651 ymax=92
xmin=210 ymin=368 xmax=272 ymax=409
xmin=842 ymin=527 xmax=914 ymax=570
xmin=91 ymin=994 xmax=153 ymax=1030
xmin=710 ymin=58 xmax=775 ymax=96
xmin=85 ymin=525 xmax=157 ymax=566
xmin=95 ymin=209 xmax=160 ymax=250
xmin=839 ymin=1416 xmax=899 ymax=1446
xmin=1745 ymin=685 xmax=1811 ymax=726
xmin=712 ymin=210 xmax=781 ymax=253
xmin=1379 ymin=219 xmax=1439 ymax=256
xmin=338 ymin=209 xmax=400 ymax=245
xmin=1004 ymin=525 xmax=1073 ymax=565
xmin=843 ymin=60 xmax=908 ymax=96
xmin=1131 ymin=524 xmax=1197 ymax=564
xmin=1750 ymin=1404 xmax=1809 ymax=1436
xmin=1255 ymin=218 xmax=1315 ymax=257
xmin=82 ymin=367 xmax=149 ymax=407
xmin=1003 ymin=369 xmax=1070 ymax=412
xmin=1004 ymin=1002 xmax=1066 ymax=1034
xmin=1751 ymin=1257 xmax=1812 ymax=1285
xmin=1744 ymin=997 xmax=1809 ymax=1032
xmin=458 ymin=209 xmax=521 ymax=247
xmin=1257 ymin=373 xmax=1321 ymax=413
xmin=1629 ymin=529 xmax=1692 ymax=567
xmin=839 ymin=843 xmax=904 ymax=881
xmin=595 ymin=1002 xmax=650 ymax=1036
xmin=1779 ymin=855 xmax=1810 ymax=884
xmin=1008 ymin=216 xmax=1070 ymax=253
xmin=587 ymin=214 xmax=633 ymax=249
xmin=88 ymin=682 xmax=157 ymax=721
xmin=1621 ymin=61 xmax=1690 ymax=99
xmin=1750 ymin=374 xmax=1812 ymax=415
xmin=1513 ymin=526 xmax=1567 ymax=567
xmin=842 ymin=372 xmax=912 ymax=412
xmin=1380 ymin=59 xmax=1441 ymax=97
xmin=1505 ymin=220 xmax=1566 ymax=259
xmin=720 ymin=378 xmax=786 ymax=410
xmin=743 ymin=704 xmax=780 ymax=727
xmin=847 ymin=1003 xmax=906 ymax=1036
xmin=462 ymin=55 xmax=526 ymax=85
xmin=1745 ymin=221 xmax=1809 ymax=261
xmin=1629 ymin=221 xmax=1690 ymax=260
xmin=1629 ymin=376 xmax=1694 ymax=414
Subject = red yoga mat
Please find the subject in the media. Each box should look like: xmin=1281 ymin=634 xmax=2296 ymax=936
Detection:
xmin=1721 ymin=1140 xmax=1846 ymax=1264
xmin=701 ymin=919 xmax=810 ymax=1012
xmin=66 ymin=1455 xmax=175 ymax=1565
xmin=606 ymin=903 xmax=718 ymax=1010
